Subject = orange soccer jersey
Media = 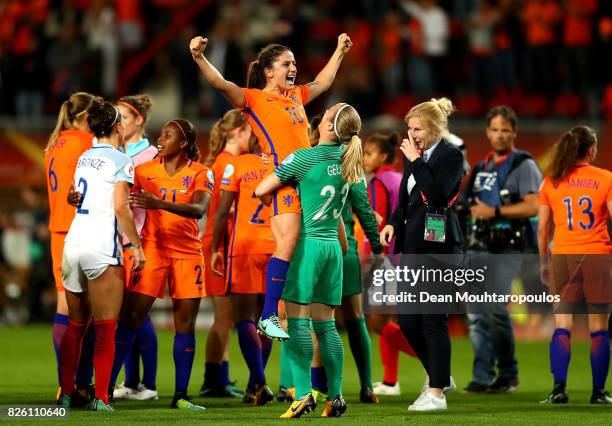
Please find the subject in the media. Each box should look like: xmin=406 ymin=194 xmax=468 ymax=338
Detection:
xmin=202 ymin=151 xmax=236 ymax=240
xmin=240 ymin=86 xmax=311 ymax=166
xmin=134 ymin=159 xmax=213 ymax=258
xmin=45 ymin=130 xmax=93 ymax=232
xmin=221 ymin=154 xmax=275 ymax=256
xmin=538 ymin=164 xmax=612 ymax=254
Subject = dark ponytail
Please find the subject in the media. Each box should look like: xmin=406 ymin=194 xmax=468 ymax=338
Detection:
xmin=366 ymin=132 xmax=401 ymax=165
xmin=168 ymin=119 xmax=199 ymax=162
xmin=549 ymin=125 xmax=597 ymax=181
xmin=88 ymin=99 xmax=121 ymax=138
xmin=246 ymin=43 xmax=291 ymax=89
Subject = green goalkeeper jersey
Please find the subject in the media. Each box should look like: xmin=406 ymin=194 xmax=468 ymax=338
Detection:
xmin=275 ymin=142 xmax=350 ymax=241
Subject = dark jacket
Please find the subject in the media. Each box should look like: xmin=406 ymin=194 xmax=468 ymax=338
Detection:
xmin=389 ymin=138 xmax=464 ymax=254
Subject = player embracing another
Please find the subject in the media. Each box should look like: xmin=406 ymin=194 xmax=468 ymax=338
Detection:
xmin=538 ymin=125 xmax=612 ymax=405
xmin=211 ymin=135 xmax=277 ymax=405
xmin=57 ymin=99 xmax=145 ymax=412
xmin=255 ymin=103 xmax=363 ymax=418
xmin=108 ymin=119 xmax=212 ymax=411
xmin=190 ymin=33 xmax=352 ymax=340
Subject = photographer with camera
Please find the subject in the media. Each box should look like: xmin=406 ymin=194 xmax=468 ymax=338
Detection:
xmin=463 ymin=106 xmax=542 ymax=393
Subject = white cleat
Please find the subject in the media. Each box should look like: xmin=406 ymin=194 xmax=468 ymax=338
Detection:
xmin=113 ymin=383 xmax=136 ymax=400
xmin=124 ymin=384 xmax=159 ymax=401
xmin=408 ymin=392 xmax=447 ymax=411
xmin=372 ymin=381 xmax=401 ymax=396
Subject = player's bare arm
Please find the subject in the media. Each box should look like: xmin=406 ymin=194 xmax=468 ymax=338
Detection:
xmin=130 ymin=189 xmax=211 ymax=219
xmin=306 ymin=33 xmax=352 ymax=102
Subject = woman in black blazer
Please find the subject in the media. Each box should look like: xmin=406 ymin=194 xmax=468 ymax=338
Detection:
xmin=380 ymin=97 xmax=464 ymax=411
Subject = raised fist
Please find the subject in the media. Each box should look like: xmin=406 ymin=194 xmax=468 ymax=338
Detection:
xmin=190 ymin=36 xmax=208 ymax=59
xmin=337 ymin=33 xmax=352 ymax=54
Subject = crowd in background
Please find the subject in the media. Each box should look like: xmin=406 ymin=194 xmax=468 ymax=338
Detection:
xmin=1 ymin=0 xmax=612 ymax=124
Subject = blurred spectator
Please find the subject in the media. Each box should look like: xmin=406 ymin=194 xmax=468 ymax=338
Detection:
xmin=493 ymin=0 xmax=522 ymax=93
xmin=522 ymin=0 xmax=561 ymax=96
xmin=116 ymin=0 xmax=145 ymax=51
xmin=14 ymin=31 xmax=46 ymax=126
xmin=46 ymin=21 xmax=85 ymax=104
xmin=467 ymin=0 xmax=499 ymax=97
xmin=400 ymin=0 xmax=450 ymax=98
xmin=376 ymin=9 xmax=404 ymax=97
xmin=561 ymin=0 xmax=597 ymax=94
xmin=82 ymin=0 xmax=119 ymax=96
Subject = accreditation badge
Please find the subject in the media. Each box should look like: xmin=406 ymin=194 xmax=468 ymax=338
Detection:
xmin=424 ymin=208 xmax=447 ymax=243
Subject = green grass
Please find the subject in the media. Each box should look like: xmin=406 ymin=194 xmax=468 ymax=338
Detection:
xmin=0 ymin=325 xmax=609 ymax=424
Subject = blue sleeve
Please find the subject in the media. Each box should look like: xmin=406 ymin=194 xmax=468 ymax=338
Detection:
xmin=113 ymin=152 xmax=135 ymax=184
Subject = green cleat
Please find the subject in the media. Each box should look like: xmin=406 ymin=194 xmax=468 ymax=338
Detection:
xmin=312 ymin=389 xmax=328 ymax=403
xmin=176 ymin=398 xmax=206 ymax=411
xmin=57 ymin=394 xmax=71 ymax=408
xmin=257 ymin=315 xmax=289 ymax=341
xmin=89 ymin=398 xmax=114 ymax=412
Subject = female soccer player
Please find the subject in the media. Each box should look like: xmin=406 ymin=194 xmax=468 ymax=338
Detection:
xmin=200 ymin=109 xmax=251 ymax=398
xmin=57 ymin=99 xmax=145 ymax=411
xmin=255 ymin=103 xmax=363 ymax=418
xmin=108 ymin=119 xmax=212 ymax=411
xmin=45 ymin=91 xmax=98 ymax=394
xmin=190 ymin=33 xmax=352 ymax=340
xmin=113 ymin=94 xmax=159 ymax=401
xmin=538 ymin=125 xmax=612 ymax=404
xmin=212 ymin=136 xmax=276 ymax=405
xmin=363 ymin=132 xmax=417 ymax=397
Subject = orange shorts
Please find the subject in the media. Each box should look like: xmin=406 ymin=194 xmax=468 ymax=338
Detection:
xmin=271 ymin=186 xmax=302 ymax=216
xmin=51 ymin=231 xmax=67 ymax=292
xmin=123 ymin=247 xmax=137 ymax=287
xmin=202 ymin=235 xmax=227 ymax=297
xmin=551 ymin=254 xmax=612 ymax=305
xmin=226 ymin=254 xmax=270 ymax=295
xmin=127 ymin=245 xmax=205 ymax=299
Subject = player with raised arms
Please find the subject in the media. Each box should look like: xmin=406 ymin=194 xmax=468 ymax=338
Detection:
xmin=108 ymin=119 xmax=212 ymax=411
xmin=538 ymin=125 xmax=612 ymax=405
xmin=190 ymin=33 xmax=352 ymax=340
xmin=211 ymin=134 xmax=277 ymax=405
xmin=45 ymin=91 xmax=98 ymax=398
xmin=255 ymin=103 xmax=362 ymax=418
xmin=57 ymin=99 xmax=145 ymax=412
xmin=199 ymin=109 xmax=251 ymax=398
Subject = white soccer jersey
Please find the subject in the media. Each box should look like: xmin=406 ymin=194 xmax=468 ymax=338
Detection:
xmin=65 ymin=143 xmax=134 ymax=259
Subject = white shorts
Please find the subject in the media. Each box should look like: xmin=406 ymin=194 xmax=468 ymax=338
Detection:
xmin=61 ymin=243 xmax=122 ymax=293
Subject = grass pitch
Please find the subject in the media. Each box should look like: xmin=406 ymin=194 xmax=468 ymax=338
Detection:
xmin=0 ymin=325 xmax=610 ymax=425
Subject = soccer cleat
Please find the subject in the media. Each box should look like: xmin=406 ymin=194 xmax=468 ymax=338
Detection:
xmin=372 ymin=381 xmax=401 ymax=396
xmin=540 ymin=391 xmax=569 ymax=404
xmin=359 ymin=387 xmax=379 ymax=403
xmin=407 ymin=392 xmax=447 ymax=411
xmin=113 ymin=383 xmax=137 ymax=400
xmin=590 ymin=390 xmax=612 ymax=404
xmin=277 ymin=386 xmax=295 ymax=402
xmin=321 ymin=396 xmax=347 ymax=417
xmin=124 ymin=384 xmax=159 ymax=401
xmin=279 ymin=393 xmax=317 ymax=418
xmin=254 ymin=384 xmax=274 ymax=406
xmin=462 ymin=381 xmax=489 ymax=393
xmin=57 ymin=394 xmax=71 ymax=408
xmin=226 ymin=382 xmax=245 ymax=396
xmin=90 ymin=398 xmax=114 ymax=412
xmin=257 ymin=315 xmax=290 ymax=341
xmin=199 ymin=384 xmax=239 ymax=398
xmin=242 ymin=388 xmax=256 ymax=404
xmin=172 ymin=394 xmax=206 ymax=411
xmin=312 ymin=389 xmax=327 ymax=402
xmin=487 ymin=377 xmax=519 ymax=393
xmin=70 ymin=388 xmax=94 ymax=408
xmin=444 ymin=376 xmax=457 ymax=394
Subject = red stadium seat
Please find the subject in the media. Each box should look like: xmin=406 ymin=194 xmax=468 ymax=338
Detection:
xmin=381 ymin=95 xmax=417 ymax=120
xmin=518 ymin=95 xmax=549 ymax=118
xmin=552 ymin=93 xmax=584 ymax=119
xmin=601 ymin=85 xmax=612 ymax=119
xmin=455 ymin=94 xmax=483 ymax=118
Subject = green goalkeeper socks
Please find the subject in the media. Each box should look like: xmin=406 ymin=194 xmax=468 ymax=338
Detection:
xmin=345 ymin=316 xmax=372 ymax=388
xmin=279 ymin=340 xmax=294 ymax=388
xmin=313 ymin=319 xmax=344 ymax=398
xmin=286 ymin=317 xmax=313 ymax=399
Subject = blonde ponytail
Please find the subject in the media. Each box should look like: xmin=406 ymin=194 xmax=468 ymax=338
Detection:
xmin=206 ymin=109 xmax=246 ymax=166
xmin=46 ymin=92 xmax=97 ymax=152
xmin=341 ymin=135 xmax=363 ymax=184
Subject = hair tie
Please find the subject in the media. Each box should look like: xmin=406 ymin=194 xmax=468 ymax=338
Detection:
xmin=110 ymin=106 xmax=120 ymax=127
xmin=75 ymin=99 xmax=94 ymax=118
xmin=170 ymin=120 xmax=188 ymax=140
xmin=333 ymin=104 xmax=351 ymax=140
xmin=117 ymin=101 xmax=144 ymax=120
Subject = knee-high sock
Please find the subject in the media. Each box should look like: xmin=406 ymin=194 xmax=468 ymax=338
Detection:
xmin=236 ymin=320 xmax=265 ymax=389
xmin=220 ymin=361 xmax=231 ymax=386
xmin=286 ymin=318 xmax=313 ymax=399
xmin=379 ymin=335 xmax=399 ymax=385
xmin=279 ymin=340 xmax=294 ymax=388
xmin=313 ymin=319 xmax=344 ymax=399
xmin=59 ymin=320 xmax=86 ymax=396
xmin=381 ymin=322 xmax=417 ymax=357
xmin=174 ymin=332 xmax=196 ymax=393
xmin=75 ymin=324 xmax=95 ymax=389
xmin=138 ymin=316 xmax=158 ymax=390
xmin=261 ymin=258 xmax=290 ymax=319
xmin=550 ymin=328 xmax=571 ymax=384
xmin=53 ymin=313 xmax=69 ymax=385
xmin=260 ymin=334 xmax=272 ymax=368
xmin=123 ymin=338 xmax=140 ymax=388
xmin=311 ymin=366 xmax=328 ymax=393
xmin=590 ymin=330 xmax=610 ymax=390
xmin=109 ymin=323 xmax=137 ymax=389
xmin=345 ymin=316 xmax=372 ymax=388
xmin=93 ymin=320 xmax=116 ymax=404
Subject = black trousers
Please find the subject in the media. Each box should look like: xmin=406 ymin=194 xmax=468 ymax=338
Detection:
xmin=398 ymin=314 xmax=450 ymax=389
